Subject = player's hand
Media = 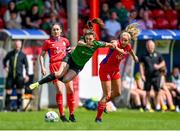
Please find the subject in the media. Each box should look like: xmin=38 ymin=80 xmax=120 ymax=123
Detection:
xmin=154 ymin=64 xmax=160 ymax=70
xmin=42 ymin=67 xmax=47 ymax=76
xmin=141 ymin=75 xmax=146 ymax=82
xmin=110 ymin=40 xmax=118 ymax=49
xmin=78 ymin=40 xmax=86 ymax=46
xmin=134 ymin=56 xmax=139 ymax=63
xmin=24 ymin=75 xmax=29 ymax=83
xmin=86 ymin=42 xmax=94 ymax=48
xmin=4 ymin=67 xmax=9 ymax=72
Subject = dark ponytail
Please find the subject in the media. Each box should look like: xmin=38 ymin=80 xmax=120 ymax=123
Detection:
xmin=87 ymin=18 xmax=104 ymax=29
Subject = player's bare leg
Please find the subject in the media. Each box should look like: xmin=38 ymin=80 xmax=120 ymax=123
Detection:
xmin=62 ymin=70 xmax=77 ymax=122
xmin=95 ymin=80 xmax=111 ymax=123
xmin=55 ymin=81 xmax=69 ymax=122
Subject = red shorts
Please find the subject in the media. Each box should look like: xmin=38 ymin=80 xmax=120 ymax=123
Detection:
xmin=50 ymin=61 xmax=62 ymax=83
xmin=99 ymin=64 xmax=120 ymax=81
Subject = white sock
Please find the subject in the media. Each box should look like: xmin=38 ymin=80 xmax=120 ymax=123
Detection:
xmin=156 ymin=104 xmax=161 ymax=110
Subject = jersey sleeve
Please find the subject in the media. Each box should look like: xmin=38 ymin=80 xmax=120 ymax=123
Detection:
xmin=94 ymin=40 xmax=106 ymax=47
xmin=64 ymin=38 xmax=71 ymax=54
xmin=42 ymin=40 xmax=49 ymax=51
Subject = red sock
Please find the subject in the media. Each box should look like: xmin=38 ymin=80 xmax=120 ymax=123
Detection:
xmin=56 ymin=93 xmax=64 ymax=116
xmin=67 ymin=93 xmax=75 ymax=115
xmin=96 ymin=102 xmax=106 ymax=119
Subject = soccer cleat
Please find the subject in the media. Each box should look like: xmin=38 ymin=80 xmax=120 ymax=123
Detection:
xmin=149 ymin=109 xmax=154 ymax=112
xmin=176 ymin=106 xmax=180 ymax=112
xmin=95 ymin=118 xmax=102 ymax=123
xmin=144 ymin=108 xmax=154 ymax=112
xmin=170 ymin=105 xmax=175 ymax=111
xmin=104 ymin=107 xmax=108 ymax=114
xmin=29 ymin=82 xmax=40 ymax=90
xmin=69 ymin=114 xmax=76 ymax=122
xmin=162 ymin=105 xmax=168 ymax=111
xmin=139 ymin=108 xmax=144 ymax=112
xmin=60 ymin=115 xmax=69 ymax=122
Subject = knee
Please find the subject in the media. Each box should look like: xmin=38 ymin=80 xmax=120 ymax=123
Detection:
xmin=55 ymin=71 xmax=61 ymax=78
xmin=6 ymin=89 xmax=12 ymax=95
xmin=16 ymin=89 xmax=22 ymax=94
xmin=62 ymin=78 xmax=68 ymax=83
xmin=66 ymin=84 xmax=74 ymax=93
xmin=100 ymin=95 xmax=110 ymax=103
xmin=131 ymin=92 xmax=138 ymax=99
xmin=142 ymin=93 xmax=146 ymax=98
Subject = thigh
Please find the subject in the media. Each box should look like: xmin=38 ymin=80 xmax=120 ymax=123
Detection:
xmin=152 ymin=76 xmax=161 ymax=92
xmin=111 ymin=70 xmax=120 ymax=80
xmin=130 ymin=90 xmax=138 ymax=98
xmin=50 ymin=62 xmax=62 ymax=83
xmin=55 ymin=62 xmax=69 ymax=78
xmin=101 ymin=80 xmax=111 ymax=97
xmin=5 ymin=77 xmax=14 ymax=89
xmin=16 ymin=76 xmax=24 ymax=89
xmin=99 ymin=66 xmax=111 ymax=81
xmin=144 ymin=79 xmax=152 ymax=91
xmin=136 ymin=89 xmax=146 ymax=96
xmin=111 ymin=78 xmax=121 ymax=94
xmin=54 ymin=80 xmax=64 ymax=93
xmin=65 ymin=81 xmax=73 ymax=93
xmin=62 ymin=69 xmax=77 ymax=83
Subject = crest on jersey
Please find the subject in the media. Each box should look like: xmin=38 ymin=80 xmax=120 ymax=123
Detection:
xmin=154 ymin=53 xmax=157 ymax=57
xmin=63 ymin=42 xmax=66 ymax=46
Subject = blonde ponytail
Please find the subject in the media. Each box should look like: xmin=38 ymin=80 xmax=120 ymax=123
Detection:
xmin=124 ymin=23 xmax=141 ymax=41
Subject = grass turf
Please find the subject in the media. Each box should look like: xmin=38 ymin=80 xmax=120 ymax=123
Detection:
xmin=0 ymin=108 xmax=180 ymax=130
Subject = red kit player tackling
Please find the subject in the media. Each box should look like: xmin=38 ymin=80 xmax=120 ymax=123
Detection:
xmin=95 ymin=23 xmax=141 ymax=123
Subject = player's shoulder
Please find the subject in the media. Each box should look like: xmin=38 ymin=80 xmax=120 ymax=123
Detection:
xmin=61 ymin=37 xmax=69 ymax=42
xmin=44 ymin=39 xmax=51 ymax=44
xmin=19 ymin=51 xmax=26 ymax=56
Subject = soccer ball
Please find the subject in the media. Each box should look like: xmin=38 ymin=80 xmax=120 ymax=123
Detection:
xmin=45 ymin=111 xmax=59 ymax=122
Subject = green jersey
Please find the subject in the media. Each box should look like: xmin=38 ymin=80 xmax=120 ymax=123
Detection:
xmin=71 ymin=40 xmax=106 ymax=67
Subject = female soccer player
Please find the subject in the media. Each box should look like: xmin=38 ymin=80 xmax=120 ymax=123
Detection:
xmin=40 ymin=23 xmax=75 ymax=122
xmin=29 ymin=18 xmax=115 ymax=86
xmin=95 ymin=23 xmax=140 ymax=123
xmin=29 ymin=18 xmax=122 ymax=94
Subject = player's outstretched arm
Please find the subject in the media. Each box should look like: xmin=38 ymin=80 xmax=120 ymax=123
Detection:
xmin=77 ymin=40 xmax=87 ymax=46
xmin=78 ymin=40 xmax=93 ymax=48
xmin=130 ymin=49 xmax=139 ymax=63
xmin=109 ymin=40 xmax=127 ymax=55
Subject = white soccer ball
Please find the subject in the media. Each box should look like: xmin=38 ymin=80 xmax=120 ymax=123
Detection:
xmin=45 ymin=111 xmax=59 ymax=122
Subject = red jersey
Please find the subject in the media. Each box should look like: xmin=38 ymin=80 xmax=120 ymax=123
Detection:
xmin=100 ymin=40 xmax=132 ymax=70
xmin=42 ymin=37 xmax=70 ymax=63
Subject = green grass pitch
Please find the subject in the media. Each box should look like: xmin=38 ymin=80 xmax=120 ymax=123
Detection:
xmin=0 ymin=108 xmax=180 ymax=130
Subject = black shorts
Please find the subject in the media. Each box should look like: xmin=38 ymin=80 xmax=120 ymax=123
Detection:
xmin=5 ymin=76 xmax=24 ymax=89
xmin=144 ymin=75 xmax=161 ymax=92
xmin=63 ymin=54 xmax=83 ymax=74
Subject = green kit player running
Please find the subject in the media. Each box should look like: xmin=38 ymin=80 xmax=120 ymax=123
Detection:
xmin=29 ymin=18 xmax=123 ymax=90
